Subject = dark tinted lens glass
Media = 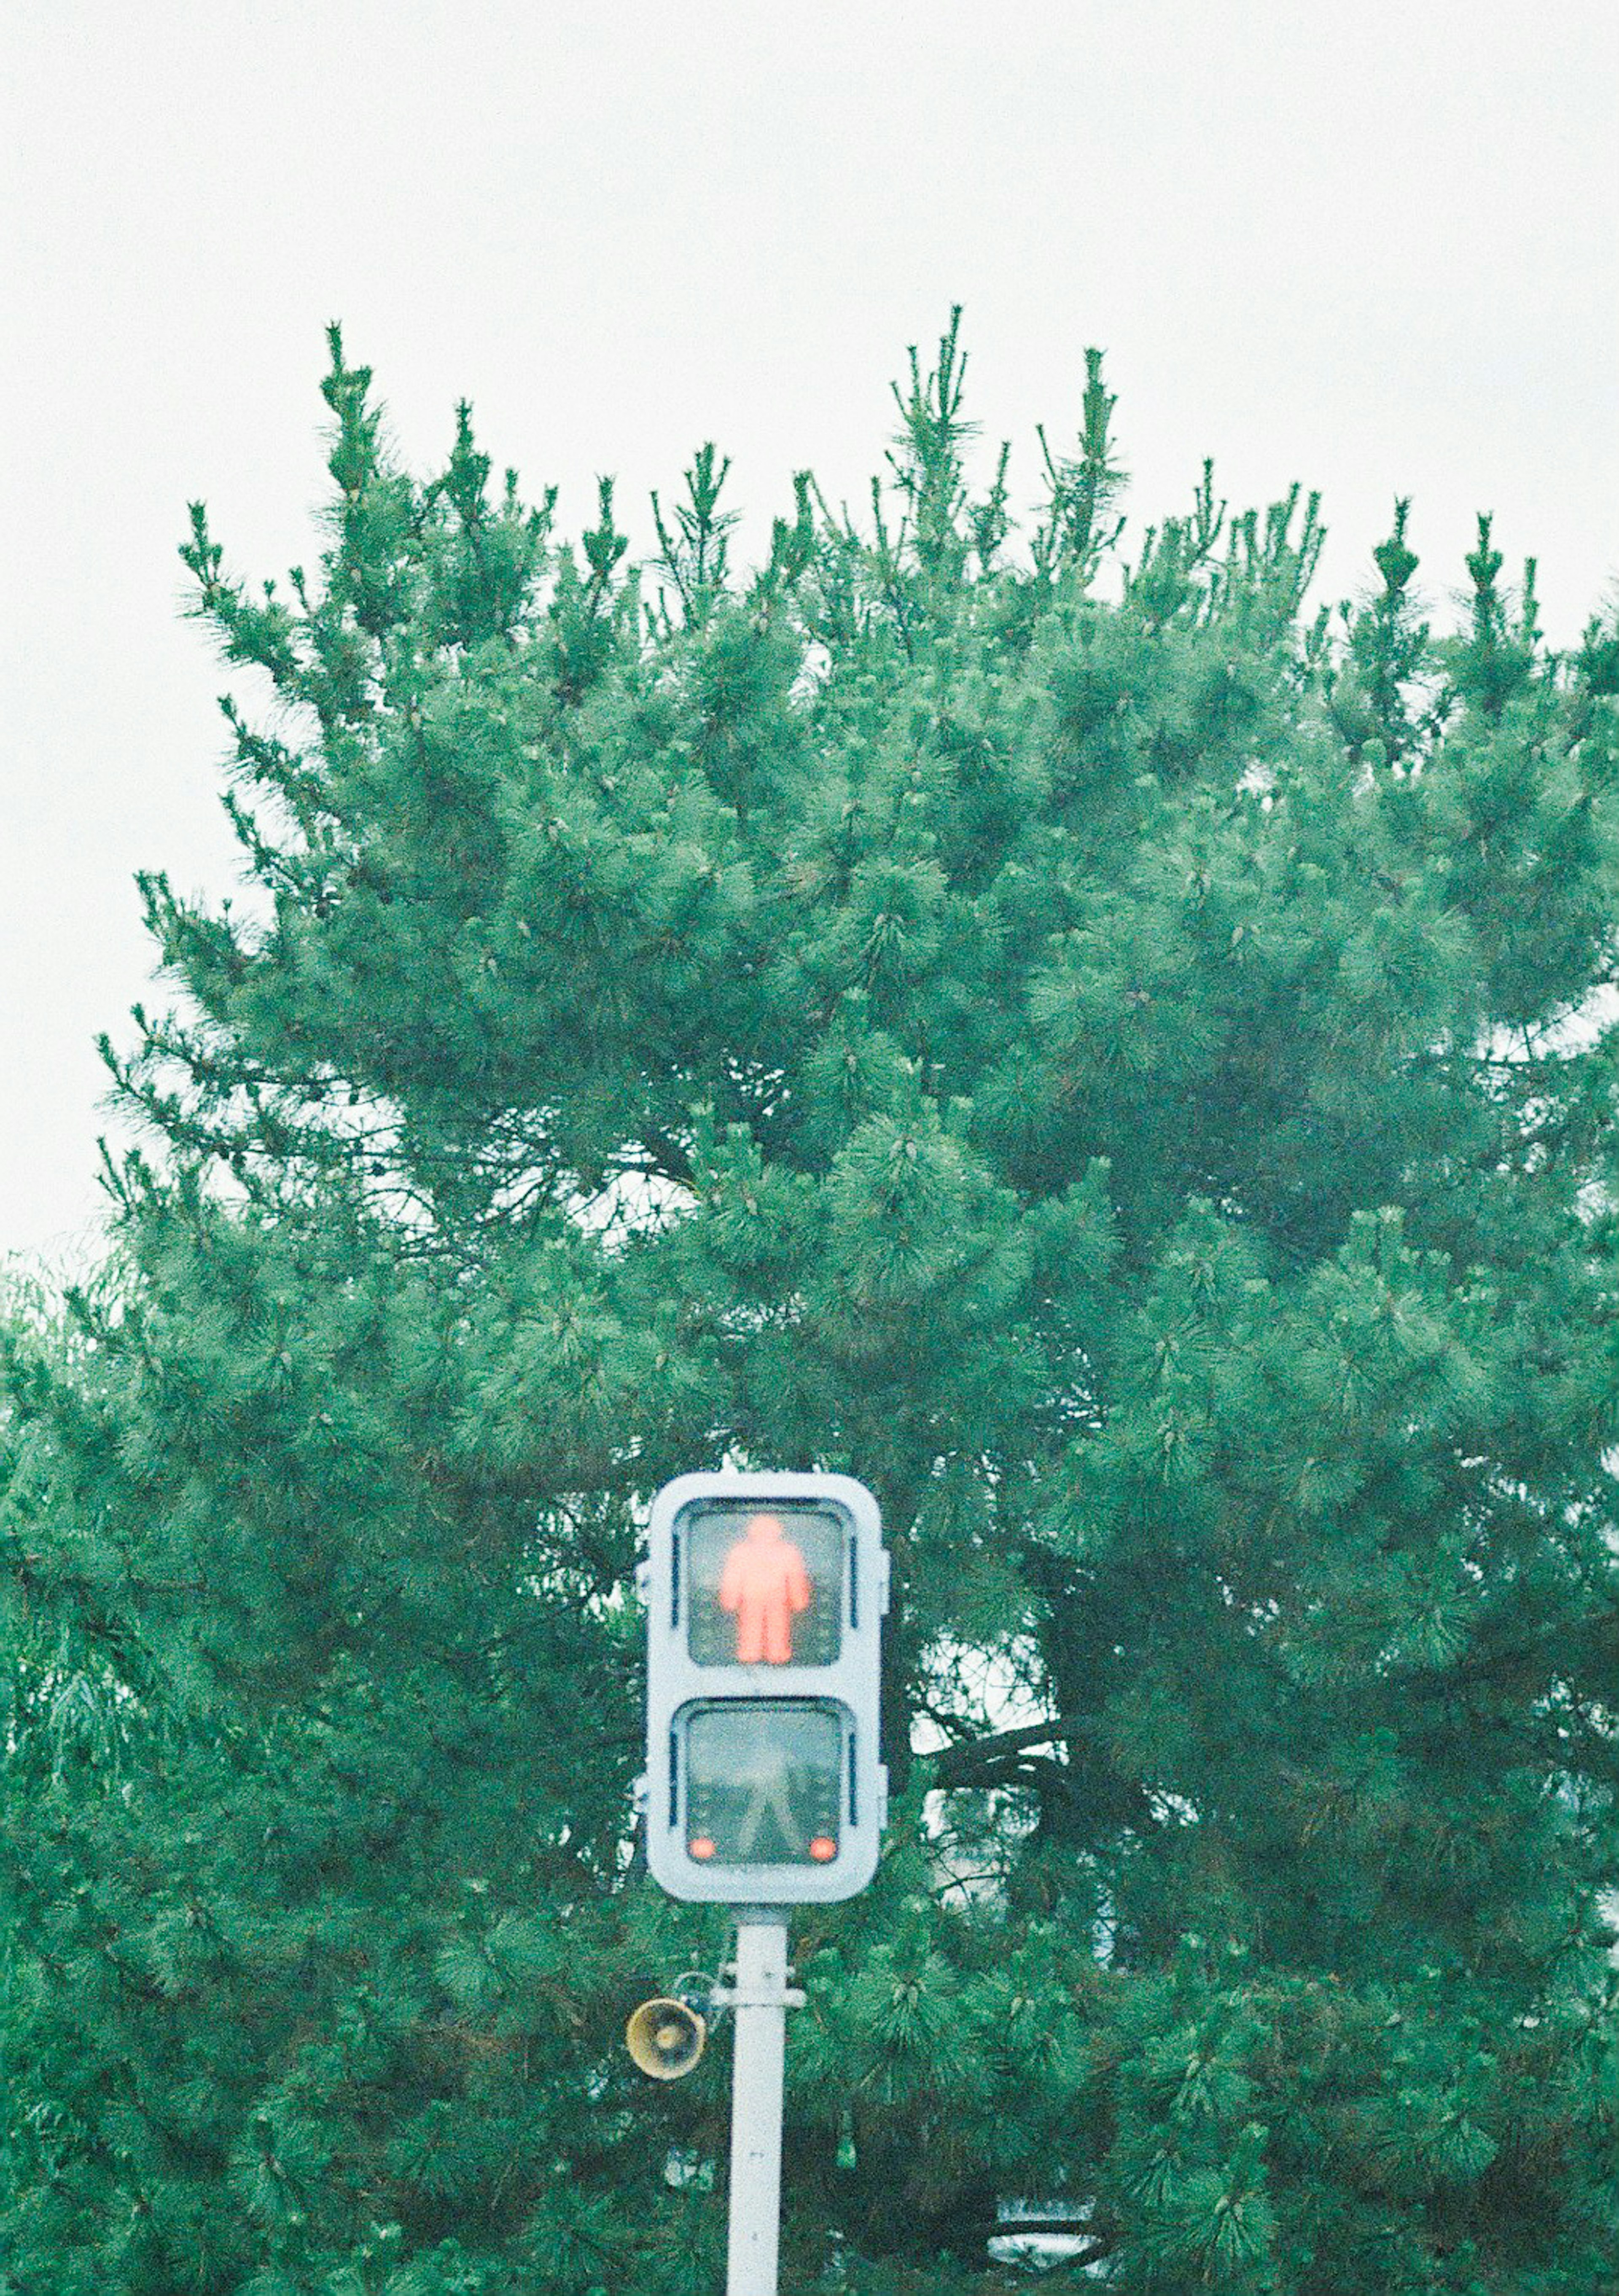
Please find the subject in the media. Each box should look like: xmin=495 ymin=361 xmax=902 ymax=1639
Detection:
xmin=683 ymin=1702 xmax=844 ymax=1866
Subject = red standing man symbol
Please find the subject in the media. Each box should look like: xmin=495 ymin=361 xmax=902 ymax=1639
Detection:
xmin=718 ymin=1512 xmax=812 ymax=1664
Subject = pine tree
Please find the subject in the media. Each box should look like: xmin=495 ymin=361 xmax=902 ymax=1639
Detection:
xmin=4 ymin=316 xmax=1619 ymax=2295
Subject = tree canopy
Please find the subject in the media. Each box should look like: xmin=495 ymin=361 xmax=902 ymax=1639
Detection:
xmin=4 ymin=313 xmax=1619 ymax=2295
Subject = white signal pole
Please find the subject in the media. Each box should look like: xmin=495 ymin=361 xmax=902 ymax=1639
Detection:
xmin=718 ymin=1909 xmax=802 ymax=2296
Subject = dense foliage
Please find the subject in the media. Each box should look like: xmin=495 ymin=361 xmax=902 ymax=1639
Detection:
xmin=4 ymin=316 xmax=1619 ymax=2294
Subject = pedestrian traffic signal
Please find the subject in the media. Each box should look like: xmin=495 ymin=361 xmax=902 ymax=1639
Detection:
xmin=640 ymin=1473 xmax=888 ymax=1903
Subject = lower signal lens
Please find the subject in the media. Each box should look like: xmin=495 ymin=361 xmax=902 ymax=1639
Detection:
xmin=682 ymin=1703 xmax=846 ymax=1866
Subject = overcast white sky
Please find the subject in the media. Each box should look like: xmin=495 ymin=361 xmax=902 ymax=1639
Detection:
xmin=4 ymin=0 xmax=1616 ymax=1269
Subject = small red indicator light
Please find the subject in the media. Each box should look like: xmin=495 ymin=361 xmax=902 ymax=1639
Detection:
xmin=688 ymin=1836 xmax=717 ymax=1860
xmin=808 ymin=1836 xmax=837 ymax=1862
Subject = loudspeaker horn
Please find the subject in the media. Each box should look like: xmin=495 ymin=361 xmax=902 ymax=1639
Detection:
xmin=625 ymin=1995 xmax=707 ymax=2081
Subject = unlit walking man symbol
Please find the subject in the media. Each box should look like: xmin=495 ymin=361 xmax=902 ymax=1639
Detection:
xmin=718 ymin=1513 xmax=811 ymax=1663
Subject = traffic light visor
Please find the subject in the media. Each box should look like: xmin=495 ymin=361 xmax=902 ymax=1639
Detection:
xmin=681 ymin=1700 xmax=847 ymax=1867
xmin=680 ymin=1501 xmax=847 ymax=1666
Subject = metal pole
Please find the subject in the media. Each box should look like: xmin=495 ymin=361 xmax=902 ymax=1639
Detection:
xmin=724 ymin=1909 xmax=798 ymax=2296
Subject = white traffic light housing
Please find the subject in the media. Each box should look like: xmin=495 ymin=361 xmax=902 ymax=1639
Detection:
xmin=641 ymin=1472 xmax=888 ymax=1903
